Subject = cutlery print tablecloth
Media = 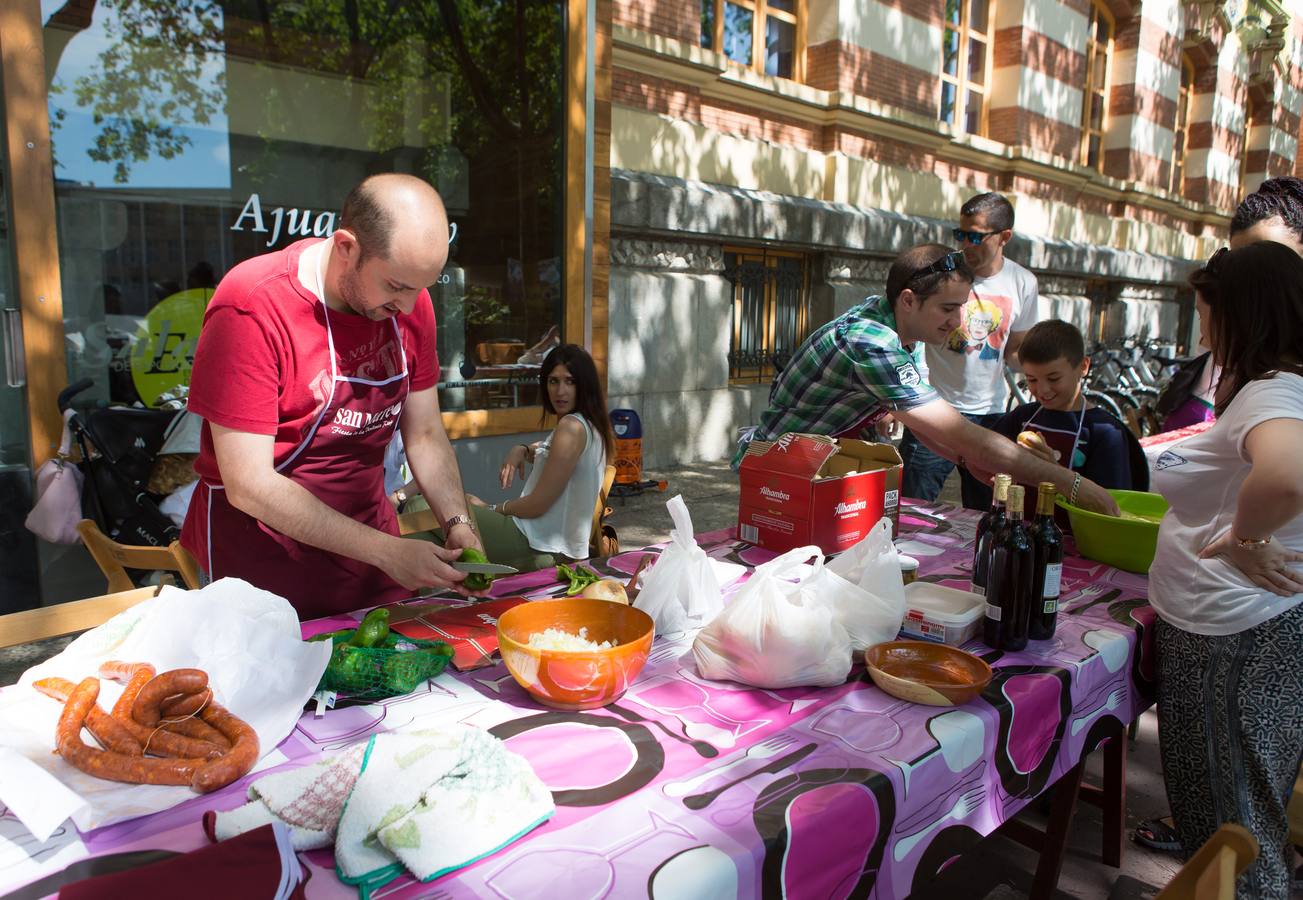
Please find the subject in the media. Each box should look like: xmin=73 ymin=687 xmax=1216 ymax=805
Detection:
xmin=0 ymin=501 xmax=1154 ymax=899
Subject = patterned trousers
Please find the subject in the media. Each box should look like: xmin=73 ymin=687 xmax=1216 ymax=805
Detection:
xmin=1157 ymin=602 xmax=1303 ymax=899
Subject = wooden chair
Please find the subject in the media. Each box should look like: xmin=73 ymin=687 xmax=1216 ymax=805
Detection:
xmin=77 ymin=519 xmax=202 ymax=593
xmin=589 ymin=464 xmax=618 ymax=558
xmin=397 ymin=506 xmax=439 ymax=536
xmin=0 ymin=584 xmax=162 ymax=649
xmin=1155 ymin=822 xmax=1258 ymax=900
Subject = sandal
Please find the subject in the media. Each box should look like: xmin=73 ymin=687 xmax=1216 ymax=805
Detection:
xmin=1134 ymin=817 xmax=1183 ymax=852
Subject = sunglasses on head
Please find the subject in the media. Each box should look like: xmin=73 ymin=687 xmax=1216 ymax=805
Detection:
xmin=910 ymin=250 xmax=966 ymax=280
xmin=952 ymin=227 xmax=1003 ymax=245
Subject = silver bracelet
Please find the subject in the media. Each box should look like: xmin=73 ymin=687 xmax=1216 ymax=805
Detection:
xmin=1069 ymin=473 xmax=1082 ymax=506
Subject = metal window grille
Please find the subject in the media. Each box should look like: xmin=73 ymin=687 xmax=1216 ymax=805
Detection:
xmin=725 ymin=251 xmax=809 ymax=382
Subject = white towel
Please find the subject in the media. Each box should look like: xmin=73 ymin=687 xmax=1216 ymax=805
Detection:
xmin=336 ymin=726 xmax=554 ymax=885
xmin=213 ymin=726 xmax=553 ymax=895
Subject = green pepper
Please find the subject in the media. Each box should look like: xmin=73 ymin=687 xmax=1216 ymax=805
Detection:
xmin=556 ymin=563 xmax=601 ymax=596
xmin=332 ymin=645 xmax=377 ymax=691
xmin=381 ymin=654 xmax=422 ymax=694
xmin=459 ymin=548 xmax=495 ymax=592
xmin=308 ymin=627 xmax=355 ymax=643
xmin=350 ymin=608 xmax=390 ymax=648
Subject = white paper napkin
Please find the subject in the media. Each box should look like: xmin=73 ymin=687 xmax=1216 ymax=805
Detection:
xmin=0 ymin=578 xmax=331 ymax=838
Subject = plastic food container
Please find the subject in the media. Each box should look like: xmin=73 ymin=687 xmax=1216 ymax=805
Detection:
xmin=1056 ymin=489 xmax=1168 ymax=574
xmin=898 ymin=582 xmax=985 ymax=646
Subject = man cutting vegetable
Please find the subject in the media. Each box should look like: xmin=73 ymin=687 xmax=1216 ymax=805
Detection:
xmin=181 ymin=174 xmax=482 ymax=618
xmin=731 ymin=243 xmax=1119 ymax=516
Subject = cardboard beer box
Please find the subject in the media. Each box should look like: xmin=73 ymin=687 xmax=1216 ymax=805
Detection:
xmin=736 ymin=433 xmax=903 ymax=554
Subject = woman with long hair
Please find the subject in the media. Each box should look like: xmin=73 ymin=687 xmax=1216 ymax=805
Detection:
xmin=463 ymin=343 xmax=614 ymax=569
xmin=1149 ymin=241 xmax=1303 ymax=897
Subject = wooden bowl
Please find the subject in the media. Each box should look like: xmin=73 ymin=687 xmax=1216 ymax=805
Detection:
xmin=496 ymin=598 xmax=654 ymax=710
xmin=863 ymin=640 xmax=992 ymax=707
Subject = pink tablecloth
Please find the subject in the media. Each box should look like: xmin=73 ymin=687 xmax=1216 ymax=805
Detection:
xmin=0 ymin=501 xmax=1154 ymax=899
xmin=1139 ymin=419 xmax=1215 ymax=463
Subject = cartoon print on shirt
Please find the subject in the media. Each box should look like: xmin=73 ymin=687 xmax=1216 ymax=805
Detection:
xmin=944 ymin=294 xmax=1013 ymax=361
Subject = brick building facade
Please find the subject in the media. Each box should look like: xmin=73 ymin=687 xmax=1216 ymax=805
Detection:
xmin=604 ymin=0 xmax=1303 ymax=468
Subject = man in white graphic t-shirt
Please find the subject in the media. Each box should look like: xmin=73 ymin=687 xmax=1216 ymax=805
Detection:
xmin=899 ymin=192 xmax=1040 ymax=509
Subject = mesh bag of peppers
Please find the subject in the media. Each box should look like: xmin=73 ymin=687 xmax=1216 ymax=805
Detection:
xmin=311 ymin=609 xmax=454 ymax=699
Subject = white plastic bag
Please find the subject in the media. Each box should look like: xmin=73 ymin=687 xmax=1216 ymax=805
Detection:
xmin=693 ymin=546 xmax=857 ymax=689
xmin=826 ymin=516 xmax=907 ymax=645
xmin=634 ymin=495 xmax=724 ymax=635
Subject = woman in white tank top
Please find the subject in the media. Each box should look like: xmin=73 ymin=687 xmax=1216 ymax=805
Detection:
xmin=463 ymin=344 xmax=614 ymax=566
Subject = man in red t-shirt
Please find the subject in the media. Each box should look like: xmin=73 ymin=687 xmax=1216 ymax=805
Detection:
xmin=181 ymin=174 xmax=482 ymax=618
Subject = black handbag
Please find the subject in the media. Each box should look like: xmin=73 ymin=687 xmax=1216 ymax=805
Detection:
xmin=1155 ymin=352 xmax=1211 ymax=418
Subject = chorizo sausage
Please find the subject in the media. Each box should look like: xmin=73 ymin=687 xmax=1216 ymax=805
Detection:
xmin=190 ymin=701 xmax=260 ymax=794
xmin=97 ymin=660 xmax=149 ymax=683
xmin=110 ymin=664 xmax=156 ymax=720
xmin=55 ymin=678 xmax=204 ymax=786
xmin=39 ymin=676 xmax=223 ymax=759
xmin=160 ymin=689 xmax=208 ymax=718
xmin=131 ymin=669 xmax=208 ymax=728
xmin=33 ymin=677 xmax=143 ymax=757
xmin=162 ymin=714 xmax=230 ymax=749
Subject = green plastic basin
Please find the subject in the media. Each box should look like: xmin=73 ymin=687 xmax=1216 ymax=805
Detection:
xmin=1056 ymin=489 xmax=1169 ymax=574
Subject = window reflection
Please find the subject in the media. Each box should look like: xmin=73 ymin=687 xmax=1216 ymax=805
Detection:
xmin=41 ymin=0 xmax=564 ymax=412
xmin=723 ymin=2 xmax=754 ymax=66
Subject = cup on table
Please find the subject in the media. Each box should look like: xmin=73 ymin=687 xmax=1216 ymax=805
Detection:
xmin=898 ymin=554 xmax=919 ymax=586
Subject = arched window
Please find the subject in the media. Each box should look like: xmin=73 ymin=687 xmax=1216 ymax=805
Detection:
xmin=1169 ymin=55 xmax=1195 ymax=194
xmin=1080 ymin=2 xmax=1113 ymax=169
xmin=939 ymin=0 xmax=993 ymax=135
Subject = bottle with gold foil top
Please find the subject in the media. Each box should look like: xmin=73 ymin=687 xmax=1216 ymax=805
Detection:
xmin=983 ymin=484 xmax=1034 ymax=651
xmin=971 ymin=474 xmax=1012 ymax=598
xmin=1028 ymin=481 xmax=1064 ymax=640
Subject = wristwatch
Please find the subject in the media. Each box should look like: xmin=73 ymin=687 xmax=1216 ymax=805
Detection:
xmin=444 ymin=514 xmax=474 ymax=533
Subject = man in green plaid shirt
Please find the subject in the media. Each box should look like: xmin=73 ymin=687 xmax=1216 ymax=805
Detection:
xmin=732 ymin=243 xmax=1121 ymax=516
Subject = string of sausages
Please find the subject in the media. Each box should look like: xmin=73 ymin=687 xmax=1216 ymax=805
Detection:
xmin=33 ymin=662 xmax=259 ymax=794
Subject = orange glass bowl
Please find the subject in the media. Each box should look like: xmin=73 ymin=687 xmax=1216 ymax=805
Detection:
xmin=864 ymin=640 xmax=993 ymax=707
xmin=496 ymin=598 xmax=655 ymax=710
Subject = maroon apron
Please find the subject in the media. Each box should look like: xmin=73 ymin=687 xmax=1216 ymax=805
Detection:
xmin=197 ymin=301 xmax=412 ymax=620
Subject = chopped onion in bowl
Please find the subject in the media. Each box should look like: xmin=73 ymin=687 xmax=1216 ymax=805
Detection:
xmin=527 ymin=626 xmax=615 ymax=652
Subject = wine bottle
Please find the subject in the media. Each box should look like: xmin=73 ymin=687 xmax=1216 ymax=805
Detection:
xmin=1028 ymin=481 xmax=1064 ymax=641
xmin=984 ymin=485 xmax=1034 ymax=652
xmin=972 ymin=474 xmax=1012 ymax=598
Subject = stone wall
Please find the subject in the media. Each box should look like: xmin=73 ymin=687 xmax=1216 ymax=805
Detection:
xmin=609 ymin=169 xmax=1199 ymax=469
xmin=605 ymin=237 xmax=766 ymax=468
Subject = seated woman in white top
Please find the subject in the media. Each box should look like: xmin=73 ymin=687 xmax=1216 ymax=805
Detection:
xmin=429 ymin=343 xmax=611 ymax=572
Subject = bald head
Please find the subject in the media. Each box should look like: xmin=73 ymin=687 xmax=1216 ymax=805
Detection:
xmin=326 ymin=174 xmax=450 ymax=320
xmin=340 ymin=173 xmax=449 ymax=267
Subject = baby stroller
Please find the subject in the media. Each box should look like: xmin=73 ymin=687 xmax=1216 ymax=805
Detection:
xmin=58 ymin=378 xmax=185 ymax=548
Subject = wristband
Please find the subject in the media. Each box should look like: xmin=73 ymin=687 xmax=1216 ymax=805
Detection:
xmin=1069 ymin=473 xmax=1082 ymax=506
